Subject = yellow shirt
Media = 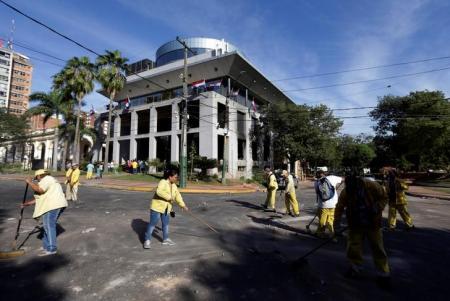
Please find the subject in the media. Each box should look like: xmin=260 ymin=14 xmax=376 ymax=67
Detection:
xmin=33 ymin=175 xmax=68 ymax=218
xmin=70 ymin=168 xmax=80 ymax=187
xmin=132 ymin=161 xmax=138 ymax=168
xmin=65 ymin=168 xmax=73 ymax=184
xmin=285 ymin=174 xmax=296 ymax=197
xmin=150 ymin=179 xmax=186 ymax=214
xmin=267 ymin=173 xmax=278 ymax=191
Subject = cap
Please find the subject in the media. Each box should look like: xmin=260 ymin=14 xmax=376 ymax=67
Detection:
xmin=34 ymin=169 xmax=48 ymax=177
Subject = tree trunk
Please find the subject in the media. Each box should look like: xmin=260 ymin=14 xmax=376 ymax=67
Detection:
xmin=73 ymin=99 xmax=82 ymax=164
xmin=52 ymin=114 xmax=60 ymax=171
xmin=103 ymin=92 xmax=115 ymax=173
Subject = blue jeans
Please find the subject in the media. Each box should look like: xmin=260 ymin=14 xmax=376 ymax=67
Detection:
xmin=145 ymin=209 xmax=170 ymax=241
xmin=42 ymin=208 xmax=62 ymax=252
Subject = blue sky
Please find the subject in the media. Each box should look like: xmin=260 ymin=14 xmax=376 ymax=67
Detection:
xmin=1 ymin=0 xmax=449 ymax=135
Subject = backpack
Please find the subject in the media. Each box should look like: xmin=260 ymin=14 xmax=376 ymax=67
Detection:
xmin=315 ymin=177 xmax=335 ymax=201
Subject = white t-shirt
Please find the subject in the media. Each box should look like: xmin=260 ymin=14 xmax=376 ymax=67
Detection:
xmin=317 ymin=175 xmax=342 ymax=209
xmin=33 ymin=176 xmax=68 ymax=218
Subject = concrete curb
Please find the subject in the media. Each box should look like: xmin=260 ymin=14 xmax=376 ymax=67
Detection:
xmin=406 ymin=192 xmax=450 ymax=201
xmin=89 ymin=183 xmax=259 ymax=194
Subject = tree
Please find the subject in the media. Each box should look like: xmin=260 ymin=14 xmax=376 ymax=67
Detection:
xmin=96 ymin=50 xmax=128 ymax=172
xmin=0 ymin=108 xmax=28 ymax=145
xmin=253 ymin=102 xmax=343 ymax=171
xmin=338 ymin=135 xmax=376 ymax=170
xmin=54 ymin=56 xmax=95 ymax=164
xmin=26 ymin=90 xmax=74 ymax=171
xmin=370 ymin=90 xmax=450 ymax=171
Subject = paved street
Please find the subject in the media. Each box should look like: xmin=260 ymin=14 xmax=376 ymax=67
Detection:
xmin=1 ymin=179 xmax=449 ymax=300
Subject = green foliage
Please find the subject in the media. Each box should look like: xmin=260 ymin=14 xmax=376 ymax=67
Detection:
xmin=339 ymin=135 xmax=376 ymax=170
xmin=148 ymin=158 xmax=165 ymax=171
xmin=0 ymin=108 xmax=29 ymax=144
xmin=253 ymin=102 xmax=343 ymax=168
xmin=370 ymin=90 xmax=450 ymax=171
xmin=193 ymin=156 xmax=218 ymax=171
xmin=0 ymin=162 xmax=23 ymax=173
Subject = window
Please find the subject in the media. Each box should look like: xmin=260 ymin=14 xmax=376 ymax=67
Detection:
xmin=217 ymin=103 xmax=227 ymax=128
xmin=238 ymin=138 xmax=246 ymax=160
xmin=120 ymin=113 xmax=131 ymax=136
xmin=156 ymin=105 xmax=172 ymax=132
xmin=137 ymin=109 xmax=150 ymax=134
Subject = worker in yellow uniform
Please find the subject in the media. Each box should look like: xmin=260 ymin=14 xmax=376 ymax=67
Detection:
xmin=143 ymin=169 xmax=189 ymax=249
xmin=315 ymin=170 xmax=342 ymax=238
xmin=335 ymin=171 xmax=391 ymax=289
xmin=65 ymin=163 xmax=73 ymax=201
xmin=384 ymin=169 xmax=414 ymax=231
xmin=69 ymin=163 xmax=80 ymax=203
xmin=282 ymin=170 xmax=300 ymax=217
xmin=261 ymin=166 xmax=278 ymax=212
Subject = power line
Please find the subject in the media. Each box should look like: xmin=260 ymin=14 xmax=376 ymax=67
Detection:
xmin=282 ymin=66 xmax=450 ymax=92
xmin=272 ymin=55 xmax=450 ymax=82
xmin=0 ymin=0 xmax=169 ymax=91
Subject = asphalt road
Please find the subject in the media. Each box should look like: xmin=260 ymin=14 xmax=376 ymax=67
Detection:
xmin=1 ymin=179 xmax=449 ymax=300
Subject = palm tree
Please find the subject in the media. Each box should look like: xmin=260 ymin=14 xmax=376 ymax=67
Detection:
xmin=59 ymin=117 xmax=97 ymax=163
xmin=26 ymin=90 xmax=73 ymax=171
xmin=96 ymin=50 xmax=128 ymax=172
xmin=54 ymin=56 xmax=95 ymax=164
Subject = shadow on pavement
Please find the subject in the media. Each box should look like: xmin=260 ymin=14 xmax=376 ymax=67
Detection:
xmin=226 ymin=199 xmax=263 ymax=210
xmin=178 ymin=220 xmax=450 ymax=300
xmin=0 ymin=254 xmax=70 ymax=300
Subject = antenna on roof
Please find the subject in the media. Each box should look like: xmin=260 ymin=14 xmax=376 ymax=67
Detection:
xmin=7 ymin=19 xmax=15 ymax=50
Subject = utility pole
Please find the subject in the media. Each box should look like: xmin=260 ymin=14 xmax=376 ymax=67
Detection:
xmin=222 ymin=78 xmax=230 ymax=184
xmin=176 ymin=37 xmax=195 ymax=188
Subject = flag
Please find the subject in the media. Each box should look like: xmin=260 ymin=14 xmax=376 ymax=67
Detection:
xmin=252 ymin=98 xmax=257 ymax=112
xmin=207 ymin=79 xmax=222 ymax=88
xmin=124 ymin=97 xmax=130 ymax=110
xmin=192 ymin=79 xmax=206 ymax=88
xmin=89 ymin=105 xmax=96 ymax=116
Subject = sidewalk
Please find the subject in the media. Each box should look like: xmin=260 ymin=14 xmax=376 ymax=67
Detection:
xmin=0 ymin=174 xmax=261 ymax=194
xmin=407 ymin=185 xmax=450 ymax=201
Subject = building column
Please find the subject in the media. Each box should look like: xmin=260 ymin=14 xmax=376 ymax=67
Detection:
xmin=245 ymin=110 xmax=253 ymax=179
xmin=113 ymin=115 xmax=121 ymax=164
xmin=171 ymin=102 xmax=180 ymax=162
xmin=227 ymin=103 xmax=237 ymax=178
xmin=129 ymin=110 xmax=138 ymax=160
xmin=199 ymin=95 xmax=218 ymax=158
xmin=148 ymin=106 xmax=157 ymax=160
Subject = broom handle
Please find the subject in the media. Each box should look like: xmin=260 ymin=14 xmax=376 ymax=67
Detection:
xmin=14 ymin=183 xmax=29 ymax=242
xmin=186 ymin=210 xmax=219 ymax=234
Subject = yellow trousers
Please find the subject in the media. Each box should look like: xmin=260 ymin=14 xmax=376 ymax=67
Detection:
xmin=316 ymin=208 xmax=335 ymax=235
xmin=265 ymin=189 xmax=277 ymax=209
xmin=86 ymin=171 xmax=93 ymax=179
xmin=284 ymin=192 xmax=300 ymax=215
xmin=347 ymin=228 xmax=390 ymax=275
xmin=388 ymin=204 xmax=413 ymax=229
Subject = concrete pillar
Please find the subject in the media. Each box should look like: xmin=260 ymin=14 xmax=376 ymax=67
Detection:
xmin=149 ymin=106 xmax=157 ymax=160
xmin=171 ymin=102 xmax=179 ymax=162
xmin=199 ymin=95 xmax=218 ymax=158
xmin=113 ymin=116 xmax=121 ymax=164
xmin=245 ymin=110 xmax=253 ymax=179
xmin=227 ymin=103 xmax=237 ymax=178
xmin=129 ymin=111 xmax=138 ymax=159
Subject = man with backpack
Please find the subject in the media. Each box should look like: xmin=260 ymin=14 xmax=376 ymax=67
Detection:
xmin=334 ymin=171 xmax=391 ymax=289
xmin=261 ymin=166 xmax=278 ymax=212
xmin=314 ymin=170 xmax=342 ymax=238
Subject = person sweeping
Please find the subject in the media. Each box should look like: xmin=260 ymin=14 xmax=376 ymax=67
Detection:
xmin=384 ymin=169 xmax=414 ymax=231
xmin=143 ymin=169 xmax=189 ymax=249
xmin=334 ymin=171 xmax=391 ymax=289
xmin=21 ymin=169 xmax=68 ymax=256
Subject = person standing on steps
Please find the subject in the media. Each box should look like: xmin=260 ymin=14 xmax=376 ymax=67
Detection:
xmin=143 ymin=169 xmax=189 ymax=249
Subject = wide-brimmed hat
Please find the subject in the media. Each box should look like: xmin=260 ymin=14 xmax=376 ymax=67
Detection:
xmin=34 ymin=169 xmax=48 ymax=178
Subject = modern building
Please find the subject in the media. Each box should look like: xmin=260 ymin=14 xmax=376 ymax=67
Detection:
xmin=93 ymin=37 xmax=294 ymax=178
xmin=0 ymin=46 xmax=33 ymax=115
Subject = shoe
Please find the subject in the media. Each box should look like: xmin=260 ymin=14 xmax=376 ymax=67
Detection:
xmin=162 ymin=238 xmax=176 ymax=246
xmin=376 ymin=276 xmax=392 ymax=290
xmin=292 ymin=214 xmax=300 ymax=217
xmin=264 ymin=208 xmax=276 ymax=213
xmin=405 ymin=225 xmax=415 ymax=231
xmin=38 ymin=250 xmax=57 ymax=257
xmin=143 ymin=240 xmax=151 ymax=249
xmin=260 ymin=204 xmax=268 ymax=209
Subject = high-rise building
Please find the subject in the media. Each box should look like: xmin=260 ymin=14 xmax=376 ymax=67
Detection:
xmin=0 ymin=46 xmax=33 ymax=115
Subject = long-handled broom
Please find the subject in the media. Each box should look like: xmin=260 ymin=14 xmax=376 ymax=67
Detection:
xmin=0 ymin=183 xmax=29 ymax=259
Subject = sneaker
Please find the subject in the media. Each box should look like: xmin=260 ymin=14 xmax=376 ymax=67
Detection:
xmin=162 ymin=238 xmax=176 ymax=246
xmin=38 ymin=250 xmax=57 ymax=257
xmin=143 ymin=240 xmax=151 ymax=249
